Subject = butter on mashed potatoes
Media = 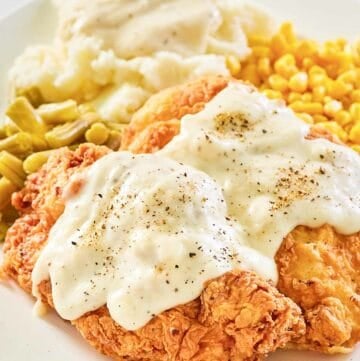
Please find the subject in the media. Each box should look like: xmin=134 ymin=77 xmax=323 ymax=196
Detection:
xmin=8 ymin=0 xmax=274 ymax=123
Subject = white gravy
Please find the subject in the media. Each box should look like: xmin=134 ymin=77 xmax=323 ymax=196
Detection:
xmin=161 ymin=83 xmax=360 ymax=255
xmin=32 ymin=152 xmax=273 ymax=330
xmin=32 ymin=83 xmax=360 ymax=331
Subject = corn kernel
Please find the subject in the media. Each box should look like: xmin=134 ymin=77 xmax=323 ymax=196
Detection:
xmin=262 ymin=89 xmax=283 ymax=100
xmin=279 ymin=22 xmax=296 ymax=44
xmin=349 ymin=103 xmax=360 ymax=121
xmin=351 ymin=89 xmax=360 ymax=102
xmin=317 ymin=121 xmax=348 ymax=142
xmin=334 ymin=110 xmax=352 ymax=126
xmin=301 ymin=92 xmax=313 ymax=102
xmin=288 ymin=72 xmax=308 ymax=93
xmin=312 ymin=85 xmax=327 ymax=102
xmin=257 ymin=58 xmax=272 ymax=79
xmin=268 ymin=74 xmax=288 ymax=92
xmin=240 ymin=64 xmax=261 ymax=86
xmin=302 ymin=57 xmax=315 ymax=70
xmin=274 ymin=54 xmax=298 ymax=78
xmin=296 ymin=112 xmax=314 ymax=124
xmin=271 ymin=33 xmax=291 ymax=57
xmin=288 ymin=92 xmax=302 ymax=103
xmin=226 ymin=55 xmax=241 ymax=76
xmin=323 ymin=100 xmax=343 ymax=118
xmin=349 ymin=122 xmax=360 ymax=143
xmin=313 ymin=115 xmax=329 ymax=123
xmin=309 ymin=65 xmax=327 ymax=76
xmin=289 ymin=101 xmax=323 ymax=114
xmin=309 ymin=72 xmax=328 ymax=89
xmin=248 ymin=35 xmax=270 ymax=47
xmin=252 ymin=46 xmax=271 ymax=58
xmin=338 ymin=69 xmax=357 ymax=84
xmin=328 ymin=80 xmax=353 ymax=99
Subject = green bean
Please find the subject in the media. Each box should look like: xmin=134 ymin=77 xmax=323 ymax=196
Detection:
xmin=0 ymin=220 xmax=8 ymax=243
xmin=0 ymin=151 xmax=26 ymax=188
xmin=16 ymin=86 xmax=44 ymax=108
xmin=0 ymin=132 xmax=33 ymax=157
xmin=0 ymin=177 xmax=17 ymax=210
xmin=6 ymin=97 xmax=46 ymax=135
xmin=45 ymin=113 xmax=98 ymax=148
xmin=37 ymin=100 xmax=79 ymax=125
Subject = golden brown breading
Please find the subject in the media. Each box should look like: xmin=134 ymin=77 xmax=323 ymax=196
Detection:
xmin=276 ymin=225 xmax=360 ymax=354
xmin=121 ymin=75 xmax=360 ymax=353
xmin=121 ymin=75 xmax=229 ymax=153
xmin=2 ymin=143 xmax=304 ymax=361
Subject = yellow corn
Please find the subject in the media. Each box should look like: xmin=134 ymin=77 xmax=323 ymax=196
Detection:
xmin=234 ymin=21 xmax=360 ymax=145
xmin=37 ymin=100 xmax=79 ymax=125
xmin=323 ymin=100 xmax=343 ymax=118
xmin=226 ymin=55 xmax=241 ymax=76
xmin=296 ymin=113 xmax=314 ymax=124
xmin=23 ymin=150 xmax=55 ymax=174
xmin=351 ymin=144 xmax=360 ymax=153
xmin=289 ymin=101 xmax=323 ymax=115
xmin=85 ymin=123 xmax=110 ymax=145
xmin=349 ymin=103 xmax=360 ymax=122
xmin=268 ymin=74 xmax=288 ymax=92
xmin=318 ymin=121 xmax=348 ymax=142
xmin=349 ymin=122 xmax=360 ymax=143
xmin=289 ymin=72 xmax=308 ymax=93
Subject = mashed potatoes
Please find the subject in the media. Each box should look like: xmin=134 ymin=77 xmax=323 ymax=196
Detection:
xmin=9 ymin=0 xmax=274 ymax=123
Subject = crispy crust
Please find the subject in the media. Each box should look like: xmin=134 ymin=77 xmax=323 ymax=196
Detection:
xmin=2 ymin=143 xmax=304 ymax=361
xmin=121 ymin=75 xmax=360 ymax=353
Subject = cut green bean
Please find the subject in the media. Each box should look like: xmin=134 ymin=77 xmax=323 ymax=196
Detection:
xmin=0 ymin=220 xmax=8 ymax=243
xmin=0 ymin=151 xmax=26 ymax=188
xmin=16 ymin=86 xmax=44 ymax=108
xmin=45 ymin=113 xmax=98 ymax=148
xmin=0 ymin=177 xmax=17 ymax=210
xmin=37 ymin=100 xmax=79 ymax=125
xmin=6 ymin=97 xmax=46 ymax=135
xmin=0 ymin=132 xmax=33 ymax=157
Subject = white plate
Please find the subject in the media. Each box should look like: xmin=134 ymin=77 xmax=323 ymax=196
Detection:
xmin=0 ymin=1 xmax=359 ymax=360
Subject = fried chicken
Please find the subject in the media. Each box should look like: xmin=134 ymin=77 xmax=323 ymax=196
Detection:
xmin=121 ymin=75 xmax=360 ymax=353
xmin=1 ymin=143 xmax=304 ymax=361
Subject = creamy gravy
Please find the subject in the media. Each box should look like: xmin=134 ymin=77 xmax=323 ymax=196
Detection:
xmin=32 ymin=83 xmax=360 ymax=331
xmin=32 ymin=152 xmax=273 ymax=330
xmin=161 ymin=83 xmax=360 ymax=255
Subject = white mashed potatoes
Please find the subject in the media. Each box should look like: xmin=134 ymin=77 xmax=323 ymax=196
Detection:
xmin=9 ymin=0 xmax=274 ymax=123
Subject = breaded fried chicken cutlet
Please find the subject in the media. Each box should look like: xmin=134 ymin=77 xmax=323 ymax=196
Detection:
xmin=2 ymin=144 xmax=304 ymax=361
xmin=1 ymin=76 xmax=359 ymax=361
xmin=121 ymin=76 xmax=360 ymax=354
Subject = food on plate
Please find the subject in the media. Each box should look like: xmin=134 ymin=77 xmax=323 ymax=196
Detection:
xmin=122 ymin=76 xmax=360 ymax=354
xmin=0 ymin=0 xmax=360 ymax=359
xmin=1 ymin=1 xmax=360 ymax=230
xmin=2 ymin=76 xmax=360 ymax=360
xmin=2 ymin=144 xmax=305 ymax=361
